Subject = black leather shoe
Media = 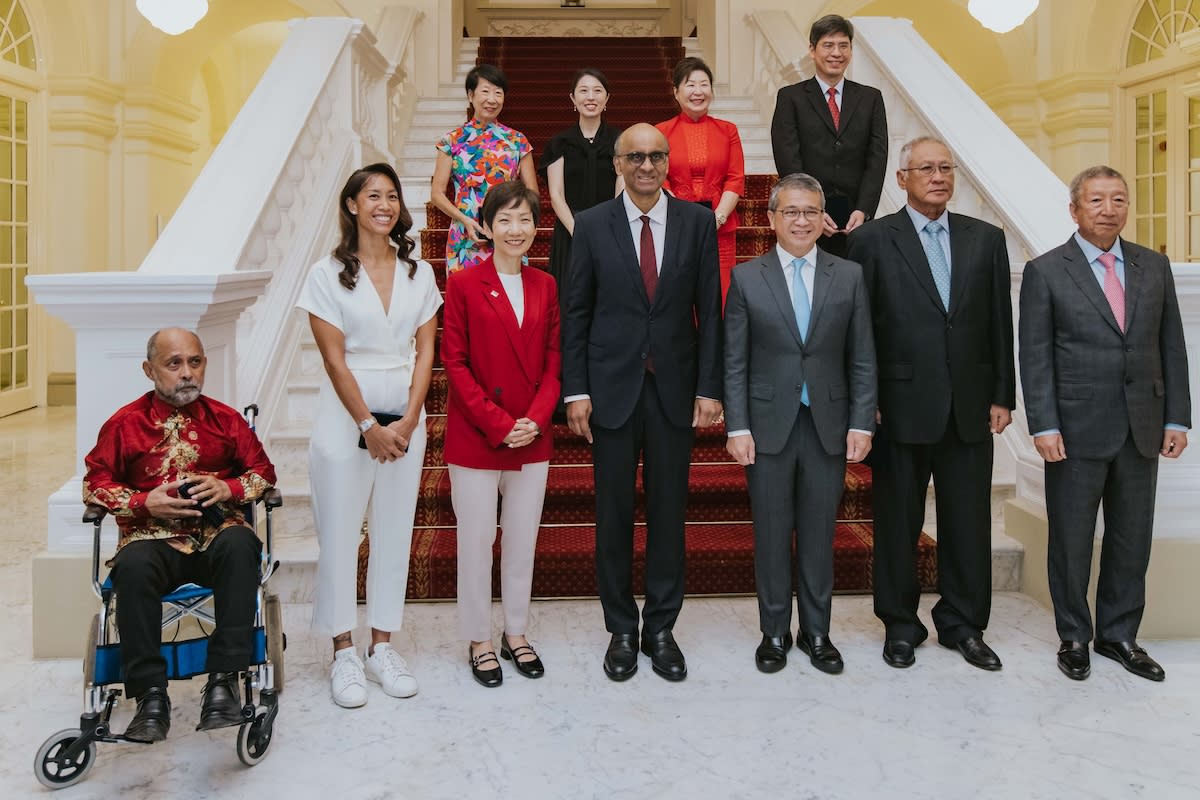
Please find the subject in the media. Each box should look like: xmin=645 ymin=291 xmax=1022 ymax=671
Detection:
xmin=1057 ymin=641 xmax=1091 ymax=681
xmin=798 ymin=633 xmax=844 ymax=674
xmin=1094 ymin=640 xmax=1165 ymax=682
xmin=125 ymin=687 xmax=171 ymax=743
xmin=754 ymin=633 xmax=792 ymax=673
xmin=640 ymin=628 xmax=687 ymax=681
xmin=603 ymin=633 xmax=639 ymax=682
xmin=469 ymin=646 xmax=503 ymax=688
xmin=500 ymin=632 xmax=545 ymax=679
xmin=882 ymin=639 xmax=916 ymax=668
xmin=942 ymin=636 xmax=1002 ymax=671
xmin=196 ymin=672 xmax=244 ymax=731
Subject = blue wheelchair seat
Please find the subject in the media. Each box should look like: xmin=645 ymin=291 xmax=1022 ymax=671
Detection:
xmin=98 ymin=577 xmax=214 ymax=606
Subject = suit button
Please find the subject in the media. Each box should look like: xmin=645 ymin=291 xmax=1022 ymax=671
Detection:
xmin=1126 ymin=346 xmax=1134 ymax=353
xmin=641 ymin=352 xmax=648 ymax=360
xmin=1125 ymin=377 xmax=1134 ymax=385
xmin=795 ymin=385 xmax=803 ymax=392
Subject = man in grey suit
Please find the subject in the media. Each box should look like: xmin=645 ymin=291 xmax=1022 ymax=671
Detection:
xmin=1019 ymin=165 xmax=1190 ymax=682
xmin=724 ymin=173 xmax=877 ymax=674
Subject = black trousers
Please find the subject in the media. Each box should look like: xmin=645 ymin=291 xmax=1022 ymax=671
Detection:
xmin=870 ymin=420 xmax=994 ymax=644
xmin=591 ymin=373 xmax=694 ymax=635
xmin=1045 ymin=432 xmax=1158 ymax=643
xmin=109 ymin=526 xmax=262 ymax=699
xmin=746 ymin=405 xmax=845 ymax=638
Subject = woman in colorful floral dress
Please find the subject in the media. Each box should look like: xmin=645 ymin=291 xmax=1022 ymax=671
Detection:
xmin=432 ymin=64 xmax=539 ymax=273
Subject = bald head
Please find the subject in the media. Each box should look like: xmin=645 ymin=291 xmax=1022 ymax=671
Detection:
xmin=143 ymin=328 xmax=206 ymax=407
xmin=614 ymin=123 xmax=670 ymax=209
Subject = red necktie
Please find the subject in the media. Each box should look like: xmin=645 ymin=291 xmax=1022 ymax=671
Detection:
xmin=639 ymin=215 xmax=657 ymax=302
xmin=1098 ymin=252 xmax=1125 ymax=332
xmin=827 ymin=87 xmax=840 ymax=130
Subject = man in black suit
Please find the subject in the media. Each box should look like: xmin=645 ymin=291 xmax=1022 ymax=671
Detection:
xmin=1019 ymin=166 xmax=1190 ymax=682
xmin=770 ymin=14 xmax=888 ymax=257
xmin=563 ymin=123 xmax=723 ymax=682
xmin=724 ymin=173 xmax=876 ymax=675
xmin=846 ymin=136 xmax=1015 ymax=671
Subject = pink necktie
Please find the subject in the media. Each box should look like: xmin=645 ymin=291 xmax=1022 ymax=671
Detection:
xmin=1098 ymin=252 xmax=1125 ymax=332
xmin=827 ymin=87 xmax=840 ymax=130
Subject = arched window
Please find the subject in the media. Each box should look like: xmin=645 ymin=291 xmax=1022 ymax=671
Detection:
xmin=1126 ymin=0 xmax=1199 ymax=66
xmin=0 ymin=0 xmax=34 ymax=69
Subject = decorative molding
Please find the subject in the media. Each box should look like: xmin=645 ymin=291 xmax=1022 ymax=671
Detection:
xmin=485 ymin=18 xmax=662 ymax=36
xmin=1040 ymin=107 xmax=1113 ymax=136
xmin=1035 ymin=73 xmax=1114 ymax=102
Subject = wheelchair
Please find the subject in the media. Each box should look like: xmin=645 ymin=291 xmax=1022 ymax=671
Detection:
xmin=35 ymin=407 xmax=286 ymax=790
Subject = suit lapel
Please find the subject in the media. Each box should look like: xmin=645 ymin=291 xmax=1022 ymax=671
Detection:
xmin=889 ymin=211 xmax=946 ymax=315
xmin=807 ymin=248 xmax=836 ymax=338
xmin=658 ymin=197 xmax=683 ymax=308
xmin=479 ymin=261 xmax=534 ymax=382
xmin=946 ymin=213 xmax=973 ymax=318
xmin=760 ymin=250 xmax=805 ymax=347
xmin=1062 ymin=237 xmax=1123 ymax=336
xmin=520 ymin=272 xmax=544 ymax=370
xmin=803 ymin=78 xmax=838 ymax=137
xmin=1122 ymin=238 xmax=1143 ymax=333
xmin=837 ymin=80 xmax=863 ymax=132
xmin=608 ymin=199 xmax=650 ymax=309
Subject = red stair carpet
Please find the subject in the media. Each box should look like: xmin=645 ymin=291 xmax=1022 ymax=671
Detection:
xmin=358 ymin=36 xmax=937 ymax=601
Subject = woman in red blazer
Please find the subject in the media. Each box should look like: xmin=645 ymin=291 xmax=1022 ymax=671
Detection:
xmin=441 ymin=180 xmax=561 ymax=687
xmin=656 ymin=56 xmax=745 ymax=304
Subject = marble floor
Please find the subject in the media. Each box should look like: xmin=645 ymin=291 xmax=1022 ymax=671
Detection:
xmin=3 ymin=408 xmax=1200 ymax=800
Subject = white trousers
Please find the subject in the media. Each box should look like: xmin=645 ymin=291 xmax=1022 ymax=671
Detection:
xmin=450 ymin=461 xmax=549 ymax=642
xmin=309 ymin=373 xmax=426 ymax=637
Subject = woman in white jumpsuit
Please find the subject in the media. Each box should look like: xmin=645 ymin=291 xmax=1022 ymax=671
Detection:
xmin=297 ymin=163 xmax=442 ymax=708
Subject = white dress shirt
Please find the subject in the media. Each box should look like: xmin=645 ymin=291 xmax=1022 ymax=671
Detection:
xmin=815 ymin=75 xmax=846 ymax=111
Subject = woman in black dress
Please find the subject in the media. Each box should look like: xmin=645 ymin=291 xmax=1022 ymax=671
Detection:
xmin=539 ymin=68 xmax=623 ymax=305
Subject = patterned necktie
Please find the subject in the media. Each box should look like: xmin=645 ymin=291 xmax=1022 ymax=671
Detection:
xmin=1098 ymin=252 xmax=1125 ymax=332
xmin=921 ymin=220 xmax=951 ymax=310
xmin=639 ymin=215 xmax=657 ymax=302
xmin=827 ymin=87 xmax=840 ymax=130
xmin=792 ymin=258 xmax=811 ymax=407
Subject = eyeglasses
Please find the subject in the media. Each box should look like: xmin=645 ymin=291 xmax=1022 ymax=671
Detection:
xmin=616 ymin=151 xmax=668 ymax=166
xmin=901 ymin=163 xmax=957 ymax=177
xmin=771 ymin=207 xmax=823 ymax=222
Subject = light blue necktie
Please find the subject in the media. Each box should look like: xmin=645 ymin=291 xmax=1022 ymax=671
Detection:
xmin=922 ymin=220 xmax=951 ymax=310
xmin=791 ymin=258 xmax=811 ymax=407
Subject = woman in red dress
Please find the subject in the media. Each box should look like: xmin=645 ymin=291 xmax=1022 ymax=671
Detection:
xmin=656 ymin=57 xmax=745 ymax=304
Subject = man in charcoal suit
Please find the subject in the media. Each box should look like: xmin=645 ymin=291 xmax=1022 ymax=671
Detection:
xmin=1019 ymin=165 xmax=1190 ymax=682
xmin=562 ymin=123 xmax=723 ymax=682
xmin=724 ymin=172 xmax=876 ymax=674
xmin=770 ymin=14 xmax=888 ymax=257
xmin=846 ymin=136 xmax=1015 ymax=671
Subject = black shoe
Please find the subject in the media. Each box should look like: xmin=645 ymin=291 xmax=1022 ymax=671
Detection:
xmin=640 ymin=628 xmax=687 ymax=681
xmin=754 ymin=633 xmax=792 ymax=673
xmin=1094 ymin=640 xmax=1165 ymax=682
xmin=500 ymin=632 xmax=545 ymax=679
xmin=1057 ymin=641 xmax=1091 ymax=681
xmin=196 ymin=672 xmax=244 ymax=731
xmin=603 ymin=633 xmax=639 ymax=682
xmin=882 ymin=639 xmax=916 ymax=669
xmin=798 ymin=633 xmax=844 ymax=675
xmin=125 ymin=687 xmax=171 ymax=743
xmin=469 ymin=646 xmax=503 ymax=688
xmin=941 ymin=636 xmax=1002 ymax=671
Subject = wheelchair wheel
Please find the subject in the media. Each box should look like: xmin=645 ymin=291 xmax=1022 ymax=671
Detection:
xmin=82 ymin=613 xmax=99 ymax=685
xmin=236 ymin=712 xmax=274 ymax=766
xmin=34 ymin=729 xmax=96 ymax=790
xmin=264 ymin=592 xmax=285 ymax=692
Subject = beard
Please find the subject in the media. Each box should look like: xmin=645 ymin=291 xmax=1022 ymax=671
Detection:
xmin=161 ymin=381 xmax=201 ymax=407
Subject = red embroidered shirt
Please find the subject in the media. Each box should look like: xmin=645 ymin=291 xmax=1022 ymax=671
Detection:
xmin=83 ymin=392 xmax=278 ymax=553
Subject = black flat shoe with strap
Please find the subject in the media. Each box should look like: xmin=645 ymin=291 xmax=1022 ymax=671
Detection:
xmin=469 ymin=646 xmax=503 ymax=688
xmin=501 ymin=632 xmax=545 ymax=679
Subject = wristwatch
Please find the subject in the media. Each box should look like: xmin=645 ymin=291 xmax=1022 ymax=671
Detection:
xmin=357 ymin=416 xmax=377 ymax=434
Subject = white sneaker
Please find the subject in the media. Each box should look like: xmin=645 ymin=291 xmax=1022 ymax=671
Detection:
xmin=364 ymin=643 xmax=419 ymax=698
xmin=330 ymin=648 xmax=367 ymax=708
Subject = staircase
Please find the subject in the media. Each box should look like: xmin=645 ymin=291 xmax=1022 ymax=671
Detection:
xmin=265 ymin=35 xmax=938 ymax=602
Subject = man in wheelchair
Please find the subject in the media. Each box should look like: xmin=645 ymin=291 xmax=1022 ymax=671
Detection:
xmin=81 ymin=327 xmax=278 ymax=743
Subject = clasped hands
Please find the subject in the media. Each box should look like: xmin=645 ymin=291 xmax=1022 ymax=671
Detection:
xmin=363 ymin=415 xmax=418 ymax=463
xmin=145 ymin=475 xmax=232 ymax=520
xmin=504 ymin=418 xmax=540 ymax=448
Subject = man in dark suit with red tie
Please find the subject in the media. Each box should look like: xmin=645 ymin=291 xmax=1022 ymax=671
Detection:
xmin=770 ymin=14 xmax=888 ymax=257
xmin=562 ymin=123 xmax=723 ymax=683
xmin=1019 ymin=166 xmax=1190 ymax=682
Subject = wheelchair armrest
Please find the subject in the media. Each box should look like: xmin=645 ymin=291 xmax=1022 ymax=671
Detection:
xmin=262 ymin=488 xmax=283 ymax=509
xmin=83 ymin=504 xmax=108 ymax=524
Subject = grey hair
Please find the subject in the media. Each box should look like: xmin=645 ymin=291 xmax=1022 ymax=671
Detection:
xmin=898 ymin=136 xmax=951 ymax=169
xmin=769 ymin=172 xmax=826 ymax=210
xmin=146 ymin=328 xmax=200 ymax=361
xmin=1068 ymin=165 xmax=1127 ymax=206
